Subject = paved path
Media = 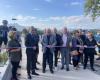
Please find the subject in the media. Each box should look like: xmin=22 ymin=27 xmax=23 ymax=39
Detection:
xmin=18 ymin=38 xmax=100 ymax=80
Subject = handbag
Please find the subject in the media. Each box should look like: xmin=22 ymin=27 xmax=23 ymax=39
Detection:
xmin=70 ymin=50 xmax=79 ymax=56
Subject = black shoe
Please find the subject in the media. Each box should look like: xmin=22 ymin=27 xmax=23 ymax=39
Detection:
xmin=11 ymin=77 xmax=18 ymax=80
xmin=96 ymin=57 xmax=100 ymax=60
xmin=66 ymin=68 xmax=70 ymax=71
xmin=28 ymin=75 xmax=32 ymax=79
xmin=61 ymin=66 xmax=64 ymax=70
xmin=69 ymin=63 xmax=72 ymax=65
xmin=37 ymin=61 xmax=40 ymax=65
xmin=83 ymin=66 xmax=86 ymax=70
xmin=42 ymin=70 xmax=46 ymax=73
xmin=16 ymin=73 xmax=21 ymax=77
xmin=50 ymin=70 xmax=54 ymax=74
xmin=32 ymin=72 xmax=39 ymax=76
xmin=91 ymin=68 xmax=96 ymax=71
xmin=18 ymin=65 xmax=21 ymax=69
xmin=35 ymin=67 xmax=39 ymax=70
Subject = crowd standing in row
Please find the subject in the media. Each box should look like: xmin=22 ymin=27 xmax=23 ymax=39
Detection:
xmin=0 ymin=20 xmax=100 ymax=80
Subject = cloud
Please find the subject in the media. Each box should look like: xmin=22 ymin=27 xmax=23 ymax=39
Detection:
xmin=38 ymin=19 xmax=49 ymax=22
xmin=32 ymin=8 xmax=40 ymax=11
xmin=63 ymin=15 xmax=100 ymax=29
xmin=14 ymin=15 xmax=37 ymax=21
xmin=65 ymin=2 xmax=82 ymax=7
xmin=44 ymin=15 xmax=100 ymax=29
xmin=70 ymin=2 xmax=82 ymax=6
xmin=11 ymin=15 xmax=100 ymax=29
xmin=49 ymin=17 xmax=61 ymax=20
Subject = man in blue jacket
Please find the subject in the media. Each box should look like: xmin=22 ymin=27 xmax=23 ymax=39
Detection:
xmin=0 ymin=20 xmax=9 ymax=52
xmin=25 ymin=27 xmax=39 ymax=79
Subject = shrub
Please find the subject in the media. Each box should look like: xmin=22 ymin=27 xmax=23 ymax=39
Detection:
xmin=0 ymin=52 xmax=8 ymax=66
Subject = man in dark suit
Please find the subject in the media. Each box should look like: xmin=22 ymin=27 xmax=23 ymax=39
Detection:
xmin=25 ymin=27 xmax=39 ymax=79
xmin=53 ymin=28 xmax=63 ymax=70
xmin=42 ymin=28 xmax=56 ymax=74
xmin=32 ymin=28 xmax=40 ymax=70
xmin=0 ymin=20 xmax=9 ymax=52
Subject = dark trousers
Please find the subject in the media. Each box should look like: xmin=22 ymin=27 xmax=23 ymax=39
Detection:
xmin=34 ymin=52 xmax=38 ymax=68
xmin=0 ymin=37 xmax=8 ymax=46
xmin=54 ymin=49 xmax=59 ymax=67
xmin=84 ymin=53 xmax=94 ymax=69
xmin=42 ymin=50 xmax=53 ymax=71
xmin=35 ymin=46 xmax=39 ymax=68
xmin=72 ymin=55 xmax=80 ymax=67
xmin=80 ymin=53 xmax=84 ymax=65
xmin=11 ymin=61 xmax=19 ymax=79
xmin=26 ymin=52 xmax=36 ymax=75
xmin=69 ymin=53 xmax=72 ymax=64
xmin=61 ymin=48 xmax=69 ymax=69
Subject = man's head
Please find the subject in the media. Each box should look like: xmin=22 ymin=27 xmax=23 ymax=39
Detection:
xmin=53 ymin=28 xmax=57 ymax=34
xmin=29 ymin=26 xmax=36 ymax=34
xmin=74 ymin=30 xmax=80 ymax=37
xmin=63 ymin=27 xmax=68 ymax=34
xmin=2 ymin=20 xmax=8 ymax=26
xmin=77 ymin=29 xmax=84 ymax=35
xmin=46 ymin=28 xmax=52 ymax=35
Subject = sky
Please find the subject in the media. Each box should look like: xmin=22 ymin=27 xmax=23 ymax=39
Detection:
xmin=0 ymin=0 xmax=100 ymax=29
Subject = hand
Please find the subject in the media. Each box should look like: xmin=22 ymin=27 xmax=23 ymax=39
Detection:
xmin=95 ymin=45 xmax=97 ymax=48
xmin=80 ymin=46 xmax=84 ymax=49
xmin=10 ymin=48 xmax=20 ymax=52
xmin=62 ymin=45 xmax=66 ymax=47
xmin=84 ymin=45 xmax=87 ymax=48
xmin=47 ymin=45 xmax=52 ymax=48
xmin=33 ymin=46 xmax=36 ymax=50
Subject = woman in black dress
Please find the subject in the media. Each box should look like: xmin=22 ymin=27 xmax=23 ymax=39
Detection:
xmin=84 ymin=32 xmax=97 ymax=71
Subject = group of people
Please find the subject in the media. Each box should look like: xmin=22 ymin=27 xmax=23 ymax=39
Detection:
xmin=24 ymin=26 xmax=98 ymax=79
xmin=0 ymin=20 xmax=99 ymax=80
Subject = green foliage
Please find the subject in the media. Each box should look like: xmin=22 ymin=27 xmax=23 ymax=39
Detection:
xmin=0 ymin=52 xmax=8 ymax=66
xmin=84 ymin=0 xmax=100 ymax=21
xmin=22 ymin=28 xmax=28 ymax=34
xmin=37 ymin=29 xmax=44 ymax=35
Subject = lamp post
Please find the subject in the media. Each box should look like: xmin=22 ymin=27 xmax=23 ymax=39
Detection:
xmin=11 ymin=18 xmax=17 ymax=28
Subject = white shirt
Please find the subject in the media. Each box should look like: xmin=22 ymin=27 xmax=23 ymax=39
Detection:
xmin=62 ymin=34 xmax=67 ymax=46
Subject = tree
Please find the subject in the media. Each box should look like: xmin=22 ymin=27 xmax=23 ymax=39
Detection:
xmin=84 ymin=0 xmax=100 ymax=21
